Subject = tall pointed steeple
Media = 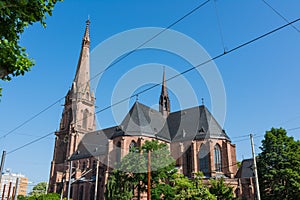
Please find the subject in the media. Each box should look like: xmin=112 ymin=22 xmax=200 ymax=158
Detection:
xmin=159 ymin=67 xmax=170 ymax=117
xmin=49 ymin=20 xmax=96 ymax=194
xmin=73 ymin=19 xmax=91 ymax=94
xmin=56 ymin=19 xmax=95 ymax=159
xmin=70 ymin=19 xmax=95 ymax=131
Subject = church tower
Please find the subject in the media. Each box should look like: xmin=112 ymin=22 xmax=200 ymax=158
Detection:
xmin=159 ymin=68 xmax=170 ymax=117
xmin=48 ymin=20 xmax=96 ymax=193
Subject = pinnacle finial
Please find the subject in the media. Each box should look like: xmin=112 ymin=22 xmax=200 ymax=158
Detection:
xmin=82 ymin=18 xmax=90 ymax=47
xmin=136 ymin=94 xmax=139 ymax=102
xmin=201 ymin=98 xmax=204 ymax=105
xmin=86 ymin=18 xmax=90 ymax=26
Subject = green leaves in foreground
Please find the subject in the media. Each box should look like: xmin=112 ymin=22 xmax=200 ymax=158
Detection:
xmin=257 ymin=128 xmax=300 ymax=200
xmin=0 ymin=0 xmax=61 ymax=96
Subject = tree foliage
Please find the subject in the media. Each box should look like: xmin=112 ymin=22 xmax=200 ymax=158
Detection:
xmin=105 ymin=140 xmax=177 ymax=199
xmin=209 ymin=178 xmax=234 ymax=200
xmin=18 ymin=193 xmax=61 ymax=200
xmin=257 ymin=128 xmax=300 ymax=200
xmin=105 ymin=140 xmax=222 ymax=200
xmin=30 ymin=182 xmax=47 ymax=196
xmin=0 ymin=0 xmax=60 ymax=96
xmin=171 ymin=172 xmax=216 ymax=200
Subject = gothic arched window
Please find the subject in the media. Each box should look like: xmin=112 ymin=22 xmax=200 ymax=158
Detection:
xmin=116 ymin=142 xmax=121 ymax=164
xmin=90 ymin=184 xmax=95 ymax=200
xmin=129 ymin=140 xmax=137 ymax=152
xmin=82 ymin=161 xmax=86 ymax=171
xmin=199 ymin=144 xmax=209 ymax=175
xmin=79 ymin=185 xmax=84 ymax=200
xmin=70 ymin=186 xmax=73 ymax=198
xmin=82 ymin=109 xmax=89 ymax=129
xmin=214 ymin=144 xmax=222 ymax=172
xmin=92 ymin=160 xmax=97 ymax=172
xmin=185 ymin=146 xmax=192 ymax=177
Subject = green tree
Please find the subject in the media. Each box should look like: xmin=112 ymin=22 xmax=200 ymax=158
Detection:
xmin=105 ymin=140 xmax=177 ymax=200
xmin=171 ymin=172 xmax=216 ymax=200
xmin=18 ymin=193 xmax=61 ymax=200
xmin=105 ymin=140 xmax=219 ymax=200
xmin=209 ymin=178 xmax=234 ymax=200
xmin=0 ymin=0 xmax=60 ymax=96
xmin=17 ymin=195 xmax=28 ymax=200
xmin=30 ymin=182 xmax=47 ymax=196
xmin=257 ymin=128 xmax=300 ymax=200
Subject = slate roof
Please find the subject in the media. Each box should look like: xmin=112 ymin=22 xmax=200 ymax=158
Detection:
xmin=70 ymin=101 xmax=231 ymax=160
xmin=118 ymin=102 xmax=166 ymax=138
xmin=165 ymin=105 xmax=230 ymax=142
xmin=70 ymin=126 xmax=116 ymax=160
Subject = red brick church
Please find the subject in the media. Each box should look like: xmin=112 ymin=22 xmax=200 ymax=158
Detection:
xmin=48 ymin=21 xmax=256 ymax=200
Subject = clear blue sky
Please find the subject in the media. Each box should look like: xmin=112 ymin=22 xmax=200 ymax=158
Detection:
xmin=0 ymin=0 xmax=300 ymax=191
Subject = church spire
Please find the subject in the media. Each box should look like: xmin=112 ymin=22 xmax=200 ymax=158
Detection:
xmin=73 ymin=19 xmax=91 ymax=94
xmin=159 ymin=67 xmax=170 ymax=117
xmin=68 ymin=19 xmax=95 ymax=132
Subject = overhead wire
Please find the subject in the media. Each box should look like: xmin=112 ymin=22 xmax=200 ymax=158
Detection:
xmin=6 ymin=132 xmax=54 ymax=155
xmin=212 ymin=0 xmax=226 ymax=53
xmin=5 ymin=12 xmax=300 ymax=155
xmin=261 ymin=0 xmax=300 ymax=33
xmin=72 ymin=17 xmax=300 ymax=126
xmin=0 ymin=97 xmax=64 ymax=140
xmin=6 ymin=17 xmax=300 ymax=155
xmin=0 ymin=0 xmax=211 ymax=140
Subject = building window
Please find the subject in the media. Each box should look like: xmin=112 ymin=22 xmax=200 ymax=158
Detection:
xmin=82 ymin=161 xmax=86 ymax=171
xmin=79 ymin=185 xmax=84 ymax=200
xmin=70 ymin=186 xmax=73 ymax=198
xmin=199 ymin=144 xmax=209 ymax=175
xmin=214 ymin=144 xmax=222 ymax=172
xmin=116 ymin=142 xmax=121 ymax=164
xmin=90 ymin=185 xmax=95 ymax=200
xmin=129 ymin=140 xmax=137 ymax=152
xmin=92 ymin=160 xmax=97 ymax=172
xmin=82 ymin=109 xmax=89 ymax=129
xmin=185 ymin=146 xmax=192 ymax=177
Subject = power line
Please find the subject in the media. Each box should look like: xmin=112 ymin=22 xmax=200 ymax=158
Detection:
xmin=88 ymin=0 xmax=210 ymax=87
xmin=213 ymin=0 xmax=226 ymax=53
xmin=0 ymin=0 xmax=210 ymax=141
xmin=5 ymin=16 xmax=300 ymax=155
xmin=0 ymin=97 xmax=64 ymax=140
xmin=261 ymin=0 xmax=300 ymax=33
xmin=6 ymin=132 xmax=54 ymax=155
xmin=287 ymin=126 xmax=300 ymax=131
xmin=72 ymin=17 xmax=300 ymax=125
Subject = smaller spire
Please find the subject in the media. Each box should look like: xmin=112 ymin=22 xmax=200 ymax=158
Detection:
xmin=159 ymin=66 xmax=170 ymax=117
xmin=162 ymin=66 xmax=168 ymax=95
xmin=201 ymin=98 xmax=204 ymax=105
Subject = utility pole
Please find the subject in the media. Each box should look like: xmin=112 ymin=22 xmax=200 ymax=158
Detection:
xmin=0 ymin=151 xmax=6 ymax=185
xmin=67 ymin=160 xmax=72 ymax=200
xmin=147 ymin=150 xmax=151 ymax=200
xmin=250 ymin=134 xmax=261 ymax=200
xmin=94 ymin=158 xmax=100 ymax=200
xmin=1 ymin=184 xmax=6 ymax=200
xmin=13 ymin=178 xmax=19 ymax=200
xmin=6 ymin=182 xmax=11 ymax=200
